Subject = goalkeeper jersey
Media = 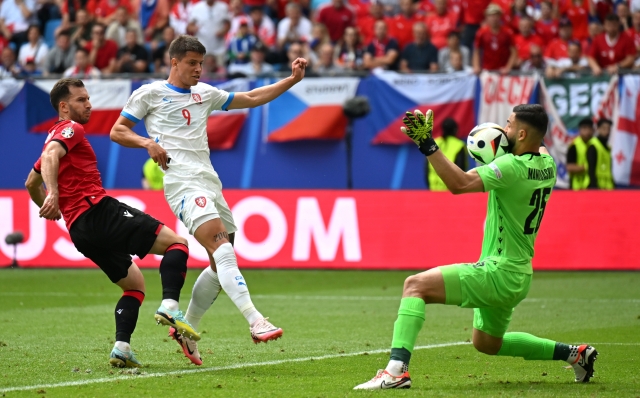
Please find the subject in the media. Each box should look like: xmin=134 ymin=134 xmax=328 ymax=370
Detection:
xmin=476 ymin=152 xmax=557 ymax=274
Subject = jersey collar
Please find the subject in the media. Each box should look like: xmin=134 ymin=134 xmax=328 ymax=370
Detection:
xmin=165 ymin=82 xmax=191 ymax=94
xmin=518 ymin=152 xmax=541 ymax=157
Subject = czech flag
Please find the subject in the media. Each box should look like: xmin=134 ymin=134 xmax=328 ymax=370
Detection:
xmin=28 ymin=79 xmax=131 ymax=134
xmin=207 ymin=78 xmax=249 ymax=150
xmin=358 ymin=70 xmax=477 ymax=144
xmin=265 ymin=77 xmax=360 ymax=142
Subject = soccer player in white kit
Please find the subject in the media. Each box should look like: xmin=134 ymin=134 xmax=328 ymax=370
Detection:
xmin=110 ymin=35 xmax=307 ymax=365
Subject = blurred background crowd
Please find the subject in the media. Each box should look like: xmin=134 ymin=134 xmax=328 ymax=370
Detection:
xmin=0 ymin=0 xmax=639 ymax=78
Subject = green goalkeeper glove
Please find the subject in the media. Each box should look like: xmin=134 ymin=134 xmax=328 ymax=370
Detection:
xmin=401 ymin=109 xmax=439 ymax=156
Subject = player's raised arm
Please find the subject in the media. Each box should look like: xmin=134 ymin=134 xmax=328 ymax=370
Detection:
xmin=110 ymin=117 xmax=170 ymax=170
xmin=226 ymin=57 xmax=307 ymax=110
xmin=401 ymin=109 xmax=484 ymax=194
xmin=38 ymin=141 xmax=67 ymax=220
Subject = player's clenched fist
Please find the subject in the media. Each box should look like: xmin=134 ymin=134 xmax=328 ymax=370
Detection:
xmin=40 ymin=193 xmax=61 ymax=220
xmin=290 ymin=58 xmax=307 ymax=82
xmin=401 ymin=109 xmax=439 ymax=156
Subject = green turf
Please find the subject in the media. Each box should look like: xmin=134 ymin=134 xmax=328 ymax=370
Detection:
xmin=0 ymin=269 xmax=639 ymax=397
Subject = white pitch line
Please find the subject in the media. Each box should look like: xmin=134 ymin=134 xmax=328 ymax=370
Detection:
xmin=588 ymin=343 xmax=640 ymax=346
xmin=0 ymin=341 xmax=470 ymax=393
xmin=2 ymin=293 xmax=640 ymax=303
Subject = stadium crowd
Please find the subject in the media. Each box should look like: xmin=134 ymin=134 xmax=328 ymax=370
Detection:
xmin=0 ymin=0 xmax=639 ymax=78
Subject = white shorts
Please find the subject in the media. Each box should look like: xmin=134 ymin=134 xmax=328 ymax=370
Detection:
xmin=164 ymin=176 xmax=237 ymax=236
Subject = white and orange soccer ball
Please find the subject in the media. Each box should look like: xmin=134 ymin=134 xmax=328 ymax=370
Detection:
xmin=466 ymin=123 xmax=510 ymax=165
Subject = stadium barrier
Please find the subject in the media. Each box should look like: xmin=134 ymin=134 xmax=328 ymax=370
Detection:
xmin=1 ymin=189 xmax=638 ymax=270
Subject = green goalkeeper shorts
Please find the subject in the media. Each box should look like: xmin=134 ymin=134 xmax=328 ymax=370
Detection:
xmin=439 ymin=259 xmax=532 ymax=338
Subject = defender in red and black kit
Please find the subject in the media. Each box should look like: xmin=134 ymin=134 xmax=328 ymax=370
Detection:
xmin=24 ymin=78 xmax=203 ymax=368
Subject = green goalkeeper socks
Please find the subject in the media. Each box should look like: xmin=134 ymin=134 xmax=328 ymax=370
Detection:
xmin=496 ymin=332 xmax=556 ymax=360
xmin=390 ymin=297 xmax=426 ymax=365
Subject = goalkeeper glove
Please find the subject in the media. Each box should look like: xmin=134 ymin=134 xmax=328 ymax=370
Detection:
xmin=401 ymin=109 xmax=439 ymax=156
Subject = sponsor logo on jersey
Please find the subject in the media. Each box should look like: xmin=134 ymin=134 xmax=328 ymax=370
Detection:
xmin=60 ymin=127 xmax=74 ymax=139
xmin=192 ymin=93 xmax=202 ymax=104
xmin=162 ymin=97 xmax=172 ymax=103
xmin=195 ymin=196 xmax=206 ymax=207
xmin=489 ymin=163 xmax=502 ymax=179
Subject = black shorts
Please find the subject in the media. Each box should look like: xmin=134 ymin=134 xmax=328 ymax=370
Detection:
xmin=69 ymin=196 xmax=163 ymax=283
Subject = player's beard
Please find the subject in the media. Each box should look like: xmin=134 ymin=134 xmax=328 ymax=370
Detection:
xmin=506 ymin=134 xmax=516 ymax=153
xmin=71 ymin=108 xmax=91 ymax=124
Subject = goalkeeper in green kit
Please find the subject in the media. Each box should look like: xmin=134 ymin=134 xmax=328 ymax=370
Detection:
xmin=354 ymin=104 xmax=598 ymax=390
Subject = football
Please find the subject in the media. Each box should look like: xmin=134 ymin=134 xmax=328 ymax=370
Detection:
xmin=466 ymin=123 xmax=510 ymax=165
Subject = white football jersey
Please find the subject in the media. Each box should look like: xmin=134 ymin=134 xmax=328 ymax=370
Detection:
xmin=121 ymin=80 xmax=234 ymax=182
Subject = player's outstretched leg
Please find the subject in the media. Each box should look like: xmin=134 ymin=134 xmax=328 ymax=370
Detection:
xmin=354 ymin=269 xmax=445 ymax=390
xmin=492 ymin=332 xmax=598 ymax=382
xmin=148 ymin=226 xmax=200 ymax=341
xmin=109 ymin=263 xmax=145 ymax=368
xmin=191 ymin=219 xmax=283 ymax=344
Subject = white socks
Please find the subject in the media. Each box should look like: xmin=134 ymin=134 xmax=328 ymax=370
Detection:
xmin=161 ymin=299 xmax=179 ymax=312
xmin=385 ymin=360 xmax=407 ymax=376
xmin=185 ymin=266 xmax=222 ymax=329
xmin=213 ymin=243 xmax=263 ymax=325
xmin=115 ymin=341 xmax=131 ymax=352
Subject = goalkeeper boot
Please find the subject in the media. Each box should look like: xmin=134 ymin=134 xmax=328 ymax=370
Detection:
xmin=169 ymin=327 xmax=203 ymax=366
xmin=109 ymin=347 xmax=142 ymax=368
xmin=353 ymin=369 xmax=412 ymax=390
xmin=155 ymin=305 xmax=201 ymax=341
xmin=250 ymin=317 xmax=283 ymax=344
xmin=571 ymin=345 xmax=598 ymax=382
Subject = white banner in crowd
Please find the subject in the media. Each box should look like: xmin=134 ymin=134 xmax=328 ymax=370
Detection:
xmin=539 ymin=76 xmax=618 ymax=188
xmin=477 ymin=72 xmax=538 ymax=126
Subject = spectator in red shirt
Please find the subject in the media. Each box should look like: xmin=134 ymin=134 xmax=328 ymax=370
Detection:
xmin=426 ymin=0 xmax=458 ymax=49
xmin=546 ymin=39 xmax=591 ymax=77
xmin=514 ymin=16 xmax=544 ymax=66
xmin=316 ymin=0 xmax=355 ymax=42
xmin=387 ymin=0 xmax=424 ymax=50
xmin=588 ymin=13 xmax=636 ymax=74
xmin=363 ymin=19 xmax=400 ymax=70
xmin=60 ymin=0 xmax=97 ymax=33
xmin=95 ymin=0 xmax=135 ymax=25
xmin=85 ymin=23 xmax=118 ymax=73
xmin=357 ymin=2 xmax=384 ymax=46
xmin=544 ymin=17 xmax=573 ymax=64
xmin=565 ymin=0 xmax=593 ymax=41
xmin=535 ymin=1 xmax=559 ymax=44
xmin=472 ymin=3 xmax=516 ymax=73
xmin=504 ymin=0 xmax=530 ymax=34
xmin=460 ymin=0 xmax=491 ymax=50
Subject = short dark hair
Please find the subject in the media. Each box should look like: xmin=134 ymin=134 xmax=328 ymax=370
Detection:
xmin=92 ymin=23 xmax=106 ymax=33
xmin=57 ymin=29 xmax=71 ymax=38
xmin=76 ymin=47 xmax=89 ymax=56
xmin=512 ymin=104 xmax=549 ymax=137
xmin=50 ymin=78 xmax=85 ymax=113
xmin=597 ymin=118 xmax=612 ymax=128
xmin=605 ymin=13 xmax=620 ymax=23
xmin=441 ymin=117 xmax=458 ymax=137
xmin=447 ymin=31 xmax=460 ymax=39
xmin=168 ymin=35 xmax=206 ymax=61
xmin=578 ymin=117 xmax=594 ymax=128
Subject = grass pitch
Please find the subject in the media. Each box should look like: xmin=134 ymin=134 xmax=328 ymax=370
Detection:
xmin=0 ymin=269 xmax=638 ymax=397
